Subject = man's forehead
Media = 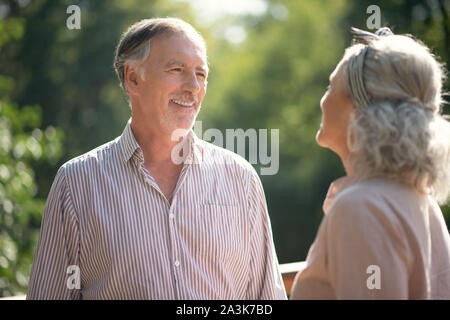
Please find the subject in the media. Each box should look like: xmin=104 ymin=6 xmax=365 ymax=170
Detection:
xmin=152 ymin=33 xmax=207 ymax=67
xmin=155 ymin=31 xmax=205 ymax=52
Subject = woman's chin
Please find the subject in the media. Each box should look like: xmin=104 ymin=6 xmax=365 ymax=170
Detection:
xmin=315 ymin=128 xmax=327 ymax=148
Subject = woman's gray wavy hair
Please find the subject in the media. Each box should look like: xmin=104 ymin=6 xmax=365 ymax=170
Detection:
xmin=343 ymin=33 xmax=450 ymax=204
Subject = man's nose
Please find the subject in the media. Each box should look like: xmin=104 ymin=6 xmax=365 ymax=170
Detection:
xmin=182 ymin=72 xmax=201 ymax=94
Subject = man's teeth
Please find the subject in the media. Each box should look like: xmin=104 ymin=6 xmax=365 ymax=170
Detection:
xmin=171 ymin=99 xmax=194 ymax=107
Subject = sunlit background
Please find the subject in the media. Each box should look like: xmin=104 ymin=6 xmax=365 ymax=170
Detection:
xmin=0 ymin=0 xmax=449 ymax=297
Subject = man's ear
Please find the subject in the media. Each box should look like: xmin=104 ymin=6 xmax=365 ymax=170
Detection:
xmin=124 ymin=64 xmax=140 ymax=96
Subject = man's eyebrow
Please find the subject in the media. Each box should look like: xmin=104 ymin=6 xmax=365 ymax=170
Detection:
xmin=196 ymin=65 xmax=208 ymax=73
xmin=166 ymin=59 xmax=208 ymax=73
xmin=166 ymin=60 xmax=186 ymax=67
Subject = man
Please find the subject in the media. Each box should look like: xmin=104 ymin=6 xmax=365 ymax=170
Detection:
xmin=27 ymin=18 xmax=286 ymax=300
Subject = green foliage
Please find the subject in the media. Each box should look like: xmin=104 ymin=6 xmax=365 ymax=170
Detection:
xmin=0 ymin=17 xmax=24 ymax=48
xmin=0 ymin=18 xmax=63 ymax=297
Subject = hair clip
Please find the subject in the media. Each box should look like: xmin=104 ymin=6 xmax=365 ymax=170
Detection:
xmin=350 ymin=27 xmax=393 ymax=45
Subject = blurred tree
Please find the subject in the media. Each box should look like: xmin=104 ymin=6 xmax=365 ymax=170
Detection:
xmin=0 ymin=16 xmax=63 ymax=297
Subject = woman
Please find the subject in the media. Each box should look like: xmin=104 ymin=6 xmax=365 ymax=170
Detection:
xmin=290 ymin=27 xmax=450 ymax=299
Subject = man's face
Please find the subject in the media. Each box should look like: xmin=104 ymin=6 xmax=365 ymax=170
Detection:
xmin=132 ymin=32 xmax=208 ymax=135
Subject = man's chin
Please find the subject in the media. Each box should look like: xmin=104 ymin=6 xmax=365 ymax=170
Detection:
xmin=168 ymin=120 xmax=196 ymax=138
xmin=177 ymin=113 xmax=198 ymax=128
xmin=177 ymin=119 xmax=195 ymax=131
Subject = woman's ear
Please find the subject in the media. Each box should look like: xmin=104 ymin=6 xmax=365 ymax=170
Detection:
xmin=124 ymin=64 xmax=140 ymax=96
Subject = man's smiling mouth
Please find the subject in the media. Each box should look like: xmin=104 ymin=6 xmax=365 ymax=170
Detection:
xmin=170 ymin=99 xmax=195 ymax=107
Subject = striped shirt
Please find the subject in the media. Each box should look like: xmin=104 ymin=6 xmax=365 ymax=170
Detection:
xmin=27 ymin=119 xmax=286 ymax=300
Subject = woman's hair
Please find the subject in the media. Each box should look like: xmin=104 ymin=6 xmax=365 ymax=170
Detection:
xmin=343 ymin=34 xmax=450 ymax=204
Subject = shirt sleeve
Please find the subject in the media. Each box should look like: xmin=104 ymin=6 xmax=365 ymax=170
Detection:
xmin=246 ymin=171 xmax=287 ymax=300
xmin=326 ymin=195 xmax=411 ymax=299
xmin=27 ymin=165 xmax=81 ymax=300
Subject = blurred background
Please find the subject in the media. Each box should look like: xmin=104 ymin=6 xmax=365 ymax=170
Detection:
xmin=0 ymin=0 xmax=449 ymax=297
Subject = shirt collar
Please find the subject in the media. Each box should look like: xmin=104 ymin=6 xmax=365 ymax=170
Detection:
xmin=187 ymin=130 xmax=203 ymax=165
xmin=322 ymin=175 xmax=358 ymax=214
xmin=118 ymin=118 xmax=203 ymax=164
xmin=118 ymin=118 xmax=142 ymax=163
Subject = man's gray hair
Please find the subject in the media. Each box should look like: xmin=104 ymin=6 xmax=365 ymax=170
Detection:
xmin=113 ymin=18 xmax=207 ymax=98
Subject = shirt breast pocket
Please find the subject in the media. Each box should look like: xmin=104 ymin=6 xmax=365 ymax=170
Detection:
xmin=195 ymin=204 xmax=245 ymax=263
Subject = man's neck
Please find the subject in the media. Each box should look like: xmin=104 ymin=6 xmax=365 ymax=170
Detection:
xmin=130 ymin=117 xmax=194 ymax=164
xmin=132 ymin=124 xmax=176 ymax=163
xmin=130 ymin=118 xmax=192 ymax=202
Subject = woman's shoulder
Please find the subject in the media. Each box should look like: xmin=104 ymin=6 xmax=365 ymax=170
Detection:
xmin=327 ymin=177 xmax=427 ymax=224
xmin=336 ymin=177 xmax=421 ymax=203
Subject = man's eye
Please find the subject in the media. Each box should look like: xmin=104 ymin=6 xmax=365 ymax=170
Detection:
xmin=197 ymin=73 xmax=206 ymax=78
xmin=171 ymin=68 xmax=182 ymax=72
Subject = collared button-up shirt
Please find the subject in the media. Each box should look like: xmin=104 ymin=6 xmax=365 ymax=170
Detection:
xmin=27 ymin=120 xmax=286 ymax=300
xmin=291 ymin=176 xmax=450 ymax=300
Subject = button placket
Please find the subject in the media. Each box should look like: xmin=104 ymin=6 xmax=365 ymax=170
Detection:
xmin=168 ymin=204 xmax=183 ymax=298
xmin=168 ymin=204 xmax=182 ymax=276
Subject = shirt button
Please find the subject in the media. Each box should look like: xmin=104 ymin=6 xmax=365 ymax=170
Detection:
xmin=169 ymin=213 xmax=175 ymax=219
xmin=174 ymin=260 xmax=180 ymax=267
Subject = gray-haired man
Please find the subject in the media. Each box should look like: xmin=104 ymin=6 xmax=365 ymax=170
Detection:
xmin=27 ymin=18 xmax=286 ymax=300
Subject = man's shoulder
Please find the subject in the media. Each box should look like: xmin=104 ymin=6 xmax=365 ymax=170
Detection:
xmin=196 ymin=139 xmax=257 ymax=176
xmin=60 ymin=137 xmax=121 ymax=174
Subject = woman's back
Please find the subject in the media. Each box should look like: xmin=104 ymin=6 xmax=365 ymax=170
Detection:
xmin=291 ymin=177 xmax=450 ymax=299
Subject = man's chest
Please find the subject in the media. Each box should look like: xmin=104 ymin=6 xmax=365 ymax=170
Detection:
xmin=144 ymin=164 xmax=183 ymax=203
xmin=76 ymin=184 xmax=249 ymax=296
xmin=70 ymin=162 xmax=252 ymax=298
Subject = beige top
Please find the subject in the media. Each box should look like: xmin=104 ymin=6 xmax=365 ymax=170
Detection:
xmin=291 ymin=176 xmax=450 ymax=299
